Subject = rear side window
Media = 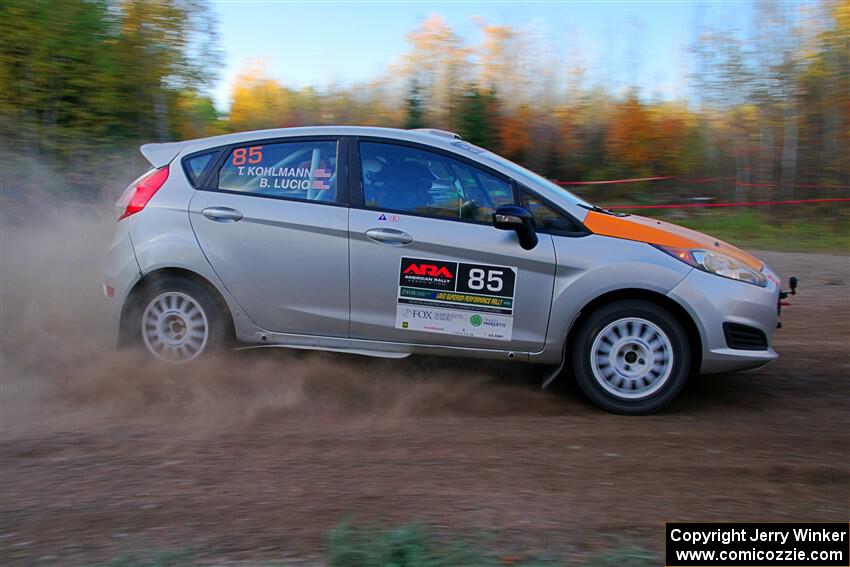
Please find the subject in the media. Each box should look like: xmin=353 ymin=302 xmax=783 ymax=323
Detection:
xmin=183 ymin=151 xmax=217 ymax=187
xmin=217 ymin=140 xmax=338 ymax=203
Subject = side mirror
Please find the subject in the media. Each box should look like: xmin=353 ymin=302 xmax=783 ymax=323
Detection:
xmin=493 ymin=204 xmax=538 ymax=250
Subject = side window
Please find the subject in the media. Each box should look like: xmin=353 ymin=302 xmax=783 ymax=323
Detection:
xmin=360 ymin=141 xmax=513 ymax=222
xmin=183 ymin=151 xmax=216 ymax=187
xmin=217 ymin=140 xmax=338 ymax=202
xmin=523 ymin=193 xmax=581 ymax=233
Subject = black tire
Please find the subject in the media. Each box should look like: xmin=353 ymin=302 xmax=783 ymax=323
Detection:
xmin=571 ymin=299 xmax=691 ymax=414
xmin=125 ymin=277 xmax=230 ymax=362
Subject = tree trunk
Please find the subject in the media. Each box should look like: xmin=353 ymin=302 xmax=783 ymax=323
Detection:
xmin=154 ymin=91 xmax=169 ymax=142
xmin=780 ymin=102 xmax=798 ymax=204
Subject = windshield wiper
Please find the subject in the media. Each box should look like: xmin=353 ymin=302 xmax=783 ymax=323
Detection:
xmin=578 ymin=203 xmax=629 ymax=217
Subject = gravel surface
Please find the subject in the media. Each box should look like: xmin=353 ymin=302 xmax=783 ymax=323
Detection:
xmin=1 ymin=215 xmax=848 ymax=565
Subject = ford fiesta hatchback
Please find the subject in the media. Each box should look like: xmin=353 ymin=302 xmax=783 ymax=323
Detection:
xmin=104 ymin=126 xmax=788 ymax=414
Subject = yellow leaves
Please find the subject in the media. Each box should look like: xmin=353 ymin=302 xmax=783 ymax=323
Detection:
xmin=406 ymin=14 xmax=466 ymax=56
xmin=172 ymin=92 xmax=222 ymax=140
xmin=649 ymin=104 xmax=695 ymax=174
xmin=553 ymin=106 xmax=580 ymax=157
xmin=228 ymin=62 xmax=294 ymax=131
xmin=226 ymin=61 xmax=406 ymax=131
xmin=401 ymin=14 xmax=472 ymax=129
xmin=498 ymin=106 xmax=531 ymax=162
xmin=602 ymin=98 xmax=706 ymax=175
xmin=832 ymin=0 xmax=850 ymax=33
xmin=403 ymin=13 xmax=469 ymax=79
xmin=477 ymin=21 xmax=516 ymax=92
xmin=606 ymin=95 xmax=654 ymax=169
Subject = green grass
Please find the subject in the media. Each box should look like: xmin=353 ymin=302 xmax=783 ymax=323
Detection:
xmin=92 ymin=523 xmax=659 ymax=566
xmin=327 ymin=522 xmax=505 ymax=567
xmin=643 ymin=209 xmax=850 ymax=253
xmin=585 ymin=546 xmax=658 ymax=567
xmin=326 ymin=523 xmax=656 ymax=567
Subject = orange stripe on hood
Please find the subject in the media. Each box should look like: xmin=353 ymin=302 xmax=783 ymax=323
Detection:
xmin=584 ymin=211 xmax=764 ymax=271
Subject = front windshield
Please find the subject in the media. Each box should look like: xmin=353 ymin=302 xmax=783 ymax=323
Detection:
xmin=450 ymin=141 xmax=592 ymax=208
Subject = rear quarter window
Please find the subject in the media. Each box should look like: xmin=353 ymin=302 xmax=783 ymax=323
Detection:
xmin=182 ymin=151 xmax=217 ymax=187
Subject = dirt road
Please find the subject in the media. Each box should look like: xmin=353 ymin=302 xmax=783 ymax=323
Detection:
xmin=1 ymin=213 xmax=848 ymax=565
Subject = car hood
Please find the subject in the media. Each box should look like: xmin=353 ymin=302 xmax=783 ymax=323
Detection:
xmin=583 ymin=211 xmax=763 ymax=271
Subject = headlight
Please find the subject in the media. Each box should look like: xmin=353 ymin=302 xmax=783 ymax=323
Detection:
xmin=656 ymin=246 xmax=767 ymax=287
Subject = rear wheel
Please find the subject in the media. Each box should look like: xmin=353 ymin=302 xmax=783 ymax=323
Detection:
xmin=571 ymin=300 xmax=690 ymax=414
xmin=130 ymin=278 xmax=228 ymax=362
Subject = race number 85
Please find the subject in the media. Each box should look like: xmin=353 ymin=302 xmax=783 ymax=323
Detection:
xmin=456 ymin=263 xmax=515 ymax=297
xmin=467 ymin=268 xmax=504 ymax=293
xmin=231 ymin=146 xmax=263 ymax=166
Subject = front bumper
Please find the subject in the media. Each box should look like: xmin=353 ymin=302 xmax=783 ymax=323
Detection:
xmin=668 ymin=265 xmax=780 ymax=374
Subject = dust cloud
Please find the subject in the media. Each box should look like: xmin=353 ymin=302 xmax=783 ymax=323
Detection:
xmin=0 ymin=185 xmax=558 ymax=441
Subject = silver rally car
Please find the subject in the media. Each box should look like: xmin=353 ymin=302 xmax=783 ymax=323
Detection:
xmin=104 ymin=126 xmax=788 ymax=414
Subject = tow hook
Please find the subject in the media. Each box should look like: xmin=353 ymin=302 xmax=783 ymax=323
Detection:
xmin=777 ymin=276 xmax=798 ymax=328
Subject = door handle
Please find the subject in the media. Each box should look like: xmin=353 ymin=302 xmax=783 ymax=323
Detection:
xmin=202 ymin=207 xmax=243 ymax=222
xmin=365 ymin=228 xmax=413 ymax=245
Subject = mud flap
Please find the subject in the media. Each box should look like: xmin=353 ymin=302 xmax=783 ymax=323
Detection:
xmin=541 ymin=344 xmax=567 ymax=389
xmin=777 ymin=276 xmax=798 ymax=328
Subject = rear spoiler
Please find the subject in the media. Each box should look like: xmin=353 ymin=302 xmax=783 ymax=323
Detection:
xmin=140 ymin=141 xmax=190 ymax=168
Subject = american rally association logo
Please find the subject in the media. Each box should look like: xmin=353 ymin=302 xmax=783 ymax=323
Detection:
xmin=403 ymin=263 xmax=454 ymax=279
xmin=399 ymin=257 xmax=458 ymax=292
xmin=469 ymin=314 xmax=483 ymax=327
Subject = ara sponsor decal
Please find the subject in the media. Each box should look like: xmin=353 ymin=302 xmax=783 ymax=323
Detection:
xmin=399 ymin=257 xmax=457 ymax=291
xmin=404 ymin=263 xmax=454 ymax=278
xmin=395 ymin=257 xmax=517 ymax=341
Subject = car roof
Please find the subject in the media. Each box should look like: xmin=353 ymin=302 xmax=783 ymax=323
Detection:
xmin=140 ymin=126 xmax=470 ymax=169
xmin=155 ymin=125 xmax=592 ymax=220
xmin=178 ymin=126 xmax=464 ymax=155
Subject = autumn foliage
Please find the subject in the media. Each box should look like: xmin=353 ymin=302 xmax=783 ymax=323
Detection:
xmin=1 ymin=1 xmax=848 ymax=200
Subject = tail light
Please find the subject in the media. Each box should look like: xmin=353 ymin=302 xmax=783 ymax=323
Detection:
xmin=116 ymin=165 xmax=169 ymax=221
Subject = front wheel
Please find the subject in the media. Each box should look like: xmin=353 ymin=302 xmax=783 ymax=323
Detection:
xmin=571 ymin=300 xmax=691 ymax=414
xmin=129 ymin=278 xmax=229 ymax=363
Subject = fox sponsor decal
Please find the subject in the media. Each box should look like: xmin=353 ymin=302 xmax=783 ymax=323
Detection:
xmin=395 ymin=305 xmax=513 ymax=340
xmin=402 ymin=307 xmax=465 ymax=322
xmin=395 ymin=257 xmax=517 ymax=340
